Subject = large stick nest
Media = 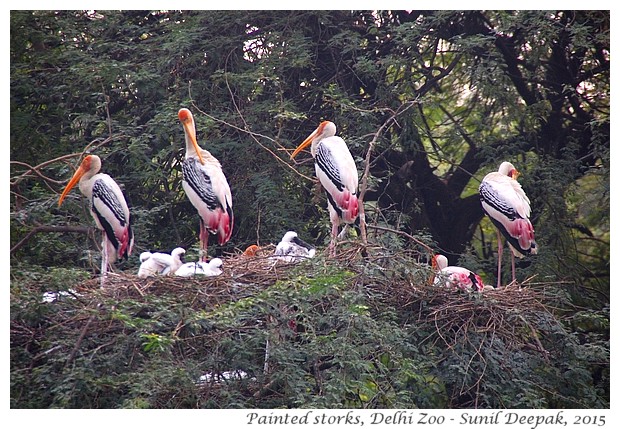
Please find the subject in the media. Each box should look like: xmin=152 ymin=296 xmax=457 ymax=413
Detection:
xmin=11 ymin=240 xmax=560 ymax=408
xmin=46 ymin=241 xmax=554 ymax=358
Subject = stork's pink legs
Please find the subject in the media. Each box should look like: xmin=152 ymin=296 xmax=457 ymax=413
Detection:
xmin=495 ymin=229 xmax=518 ymax=287
xmin=199 ymin=219 xmax=209 ymax=262
xmin=100 ymin=231 xmax=109 ymax=288
xmin=328 ymin=221 xmax=339 ymax=257
xmin=496 ymin=230 xmax=503 ymax=288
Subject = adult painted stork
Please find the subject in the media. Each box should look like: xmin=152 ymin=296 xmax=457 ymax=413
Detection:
xmin=479 ymin=161 xmax=538 ymax=288
xmin=175 ymin=258 xmax=223 ymax=277
xmin=58 ymin=154 xmax=134 ymax=286
xmin=178 ymin=108 xmax=233 ymax=262
xmin=273 ymin=231 xmax=316 ymax=263
xmin=432 ymin=254 xmax=485 ymax=292
xmin=290 ymin=121 xmax=359 ymax=255
xmin=137 ymin=247 xmax=186 ymax=278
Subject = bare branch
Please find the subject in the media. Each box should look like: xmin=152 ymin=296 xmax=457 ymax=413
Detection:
xmin=187 ymin=80 xmax=315 ymax=183
xmin=358 ymin=101 xmax=418 ymax=245
xmin=11 ymin=135 xmax=122 ymax=189
xmin=11 ymin=225 xmax=94 ymax=254
xmin=366 ymin=223 xmax=434 ymax=256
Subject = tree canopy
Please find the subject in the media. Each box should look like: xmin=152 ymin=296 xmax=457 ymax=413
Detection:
xmin=10 ymin=10 xmax=609 ymax=410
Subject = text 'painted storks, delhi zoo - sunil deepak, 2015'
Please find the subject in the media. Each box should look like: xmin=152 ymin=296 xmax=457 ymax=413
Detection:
xmin=290 ymin=121 xmax=359 ymax=256
xmin=178 ymin=108 xmax=233 ymax=262
xmin=58 ymin=154 xmax=134 ymax=287
xmin=479 ymin=161 xmax=538 ymax=288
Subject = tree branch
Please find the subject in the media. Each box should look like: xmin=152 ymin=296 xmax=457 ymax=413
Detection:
xmin=11 ymin=225 xmax=94 ymax=254
xmin=11 ymin=135 xmax=122 ymax=188
xmin=187 ymin=80 xmax=315 ymax=183
xmin=358 ymin=101 xmax=418 ymax=245
xmin=366 ymin=224 xmax=434 ymax=256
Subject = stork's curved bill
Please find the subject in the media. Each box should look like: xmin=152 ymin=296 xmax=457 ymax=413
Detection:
xmin=179 ymin=109 xmax=205 ymax=166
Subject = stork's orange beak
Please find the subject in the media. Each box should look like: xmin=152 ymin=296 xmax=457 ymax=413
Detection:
xmin=291 ymin=122 xmax=326 ymax=159
xmin=512 ymin=169 xmax=521 ymax=180
xmin=178 ymin=108 xmax=205 ymax=165
xmin=58 ymin=165 xmax=86 ymax=207
xmin=291 ymin=133 xmax=314 ymax=159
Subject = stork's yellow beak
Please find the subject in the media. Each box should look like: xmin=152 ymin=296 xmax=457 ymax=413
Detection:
xmin=58 ymin=164 xmax=86 ymax=206
xmin=291 ymin=136 xmax=313 ymax=159
xmin=178 ymin=108 xmax=205 ymax=165
xmin=291 ymin=122 xmax=327 ymax=159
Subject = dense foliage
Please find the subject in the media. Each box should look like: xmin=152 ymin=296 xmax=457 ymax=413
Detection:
xmin=10 ymin=249 xmax=609 ymax=409
xmin=10 ymin=10 xmax=609 ymax=409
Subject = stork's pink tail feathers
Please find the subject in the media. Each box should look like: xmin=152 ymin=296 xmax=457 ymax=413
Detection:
xmin=218 ymin=211 xmax=233 ymax=245
xmin=472 ymin=273 xmax=485 ymax=292
xmin=338 ymin=189 xmax=359 ymax=224
xmin=116 ymin=227 xmax=132 ymax=260
xmin=507 ymin=218 xmax=537 ymax=255
xmin=204 ymin=208 xmax=233 ymax=245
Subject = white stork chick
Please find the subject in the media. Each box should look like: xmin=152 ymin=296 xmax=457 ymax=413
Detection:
xmin=178 ymin=108 xmax=233 ymax=262
xmin=42 ymin=289 xmax=81 ymax=303
xmin=196 ymin=370 xmax=252 ymax=385
xmin=479 ymin=161 xmax=538 ymax=288
xmin=291 ymin=121 xmax=359 ymax=256
xmin=273 ymin=231 xmax=316 ymax=263
xmin=432 ymin=254 xmax=485 ymax=292
xmin=58 ymin=154 xmax=134 ymax=287
xmin=137 ymin=247 xmax=186 ymax=278
xmin=175 ymin=257 xmax=223 ymax=277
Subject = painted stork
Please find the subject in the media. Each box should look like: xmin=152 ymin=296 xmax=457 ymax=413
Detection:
xmin=137 ymin=247 xmax=186 ymax=278
xmin=432 ymin=254 xmax=485 ymax=292
xmin=290 ymin=121 xmax=359 ymax=255
xmin=58 ymin=154 xmax=134 ymax=286
xmin=479 ymin=161 xmax=538 ymax=287
xmin=273 ymin=231 xmax=316 ymax=263
xmin=175 ymin=257 xmax=223 ymax=277
xmin=178 ymin=108 xmax=233 ymax=262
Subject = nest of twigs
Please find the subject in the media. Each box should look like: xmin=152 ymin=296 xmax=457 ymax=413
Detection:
xmin=12 ymin=239 xmax=562 ymax=409
xmin=61 ymin=240 xmax=554 ymax=361
xmin=76 ymin=243 xmax=287 ymax=303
